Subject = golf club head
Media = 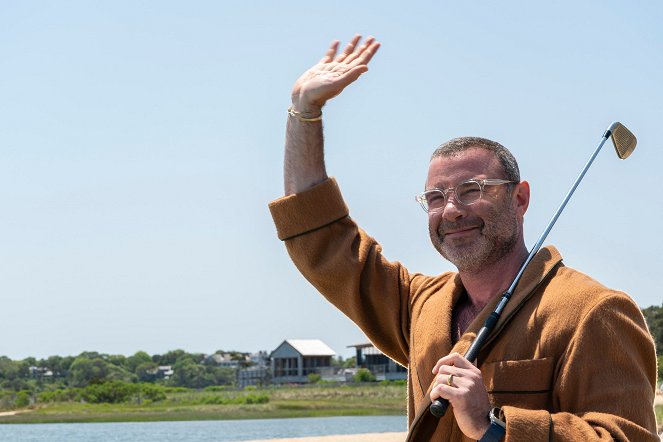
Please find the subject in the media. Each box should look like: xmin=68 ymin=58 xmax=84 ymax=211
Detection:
xmin=607 ymin=122 xmax=636 ymax=159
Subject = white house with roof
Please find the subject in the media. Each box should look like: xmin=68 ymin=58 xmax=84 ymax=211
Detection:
xmin=270 ymin=339 xmax=336 ymax=384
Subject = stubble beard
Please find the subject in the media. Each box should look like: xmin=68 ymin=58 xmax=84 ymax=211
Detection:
xmin=430 ymin=203 xmax=520 ymax=274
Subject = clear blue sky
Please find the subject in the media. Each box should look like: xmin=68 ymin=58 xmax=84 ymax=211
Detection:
xmin=1 ymin=1 xmax=661 ymax=360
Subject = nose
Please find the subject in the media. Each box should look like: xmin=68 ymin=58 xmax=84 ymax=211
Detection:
xmin=435 ymin=195 xmax=465 ymax=222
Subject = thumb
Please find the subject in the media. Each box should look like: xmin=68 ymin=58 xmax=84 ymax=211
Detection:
xmin=338 ymin=65 xmax=369 ymax=87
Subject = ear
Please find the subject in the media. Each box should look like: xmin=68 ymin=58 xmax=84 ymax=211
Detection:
xmin=512 ymin=181 xmax=530 ymax=218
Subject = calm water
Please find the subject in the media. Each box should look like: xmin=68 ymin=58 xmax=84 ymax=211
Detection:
xmin=0 ymin=416 xmax=406 ymax=441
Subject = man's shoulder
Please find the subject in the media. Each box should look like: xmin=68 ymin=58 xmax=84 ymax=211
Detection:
xmin=550 ymin=263 xmax=616 ymax=294
xmin=542 ymin=263 xmax=639 ymax=317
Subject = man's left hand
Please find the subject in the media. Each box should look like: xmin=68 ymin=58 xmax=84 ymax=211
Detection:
xmin=431 ymin=352 xmax=492 ymax=440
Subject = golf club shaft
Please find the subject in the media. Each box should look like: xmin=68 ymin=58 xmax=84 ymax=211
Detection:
xmin=430 ymin=128 xmax=614 ymax=418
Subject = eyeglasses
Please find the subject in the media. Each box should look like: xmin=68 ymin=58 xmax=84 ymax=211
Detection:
xmin=415 ymin=179 xmax=515 ymax=213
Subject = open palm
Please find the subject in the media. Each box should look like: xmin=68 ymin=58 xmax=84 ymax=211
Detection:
xmin=291 ymin=35 xmax=380 ymax=113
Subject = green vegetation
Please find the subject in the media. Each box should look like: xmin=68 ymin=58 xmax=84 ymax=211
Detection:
xmin=0 ymin=349 xmax=247 ymax=416
xmin=643 ymin=304 xmax=663 ymax=384
xmin=353 ymin=368 xmax=376 ymax=383
xmin=0 ymin=304 xmax=660 ymax=425
xmin=307 ymin=373 xmax=322 ymax=384
xmin=0 ymin=347 xmax=403 ymax=424
xmin=642 ymin=304 xmax=663 ymax=356
xmin=0 ymin=384 xmax=405 ymax=424
xmin=0 ymin=350 xmax=240 ymax=396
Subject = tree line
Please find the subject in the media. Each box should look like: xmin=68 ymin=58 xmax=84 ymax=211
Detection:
xmin=642 ymin=303 xmax=663 ymax=384
xmin=1 ymin=303 xmax=662 ymax=397
xmin=0 ymin=349 xmax=241 ymax=393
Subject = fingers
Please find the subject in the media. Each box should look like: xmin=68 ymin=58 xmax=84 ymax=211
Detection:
xmin=335 ymin=34 xmax=362 ymax=62
xmin=430 ymin=372 xmax=463 ymax=402
xmin=432 ymin=352 xmax=474 ymax=374
xmin=359 ymin=40 xmax=380 ymax=64
xmin=429 ymin=363 xmax=481 ymax=401
xmin=428 ymin=361 xmax=491 ymax=440
xmin=320 ymin=40 xmax=340 ymax=63
xmin=297 ymin=34 xmax=378 ymax=107
xmin=345 ymin=36 xmax=379 ymax=64
xmin=326 ymin=35 xmax=380 ymax=66
xmin=436 ymin=367 xmax=465 ymax=386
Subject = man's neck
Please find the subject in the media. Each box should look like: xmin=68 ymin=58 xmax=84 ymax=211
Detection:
xmin=458 ymin=244 xmax=530 ymax=308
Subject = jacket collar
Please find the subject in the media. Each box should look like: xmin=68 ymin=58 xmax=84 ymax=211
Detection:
xmin=455 ymin=246 xmax=563 ymax=354
xmin=407 ymin=245 xmax=563 ymax=440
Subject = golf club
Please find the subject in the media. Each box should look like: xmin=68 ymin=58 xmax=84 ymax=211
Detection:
xmin=429 ymin=121 xmax=637 ymax=418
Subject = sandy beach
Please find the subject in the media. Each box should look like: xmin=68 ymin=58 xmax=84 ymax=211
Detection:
xmin=243 ymin=433 xmax=406 ymax=442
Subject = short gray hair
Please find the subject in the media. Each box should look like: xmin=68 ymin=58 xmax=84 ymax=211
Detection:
xmin=431 ymin=137 xmax=520 ymax=182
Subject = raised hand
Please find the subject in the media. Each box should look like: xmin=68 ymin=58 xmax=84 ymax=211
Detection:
xmin=291 ymin=35 xmax=380 ymax=117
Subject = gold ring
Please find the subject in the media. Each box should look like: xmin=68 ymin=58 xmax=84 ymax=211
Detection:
xmin=447 ymin=374 xmax=454 ymax=387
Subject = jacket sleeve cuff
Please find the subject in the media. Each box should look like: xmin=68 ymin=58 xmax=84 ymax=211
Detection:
xmin=502 ymin=406 xmax=551 ymax=441
xmin=268 ymin=178 xmax=349 ymax=241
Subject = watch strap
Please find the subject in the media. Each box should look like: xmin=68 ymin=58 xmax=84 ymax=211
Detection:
xmin=479 ymin=407 xmax=506 ymax=442
xmin=479 ymin=422 xmax=506 ymax=441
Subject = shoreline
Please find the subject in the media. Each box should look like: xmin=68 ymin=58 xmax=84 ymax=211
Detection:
xmin=244 ymin=433 xmax=407 ymax=442
xmin=0 ymin=411 xmax=26 ymax=417
xmin=2 ymin=393 xmax=660 ymax=435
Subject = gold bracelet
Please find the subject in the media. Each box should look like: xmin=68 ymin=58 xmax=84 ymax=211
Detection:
xmin=287 ymin=106 xmax=322 ymax=122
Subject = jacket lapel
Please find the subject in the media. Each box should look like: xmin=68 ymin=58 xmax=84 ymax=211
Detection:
xmin=412 ymin=273 xmax=465 ymax=397
xmin=453 ymin=246 xmax=563 ymax=356
xmin=408 ymin=246 xmax=563 ymax=439
xmin=479 ymin=246 xmax=562 ymax=350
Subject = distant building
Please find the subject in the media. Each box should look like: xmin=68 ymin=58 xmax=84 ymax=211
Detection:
xmin=237 ymin=351 xmax=271 ymax=388
xmin=348 ymin=343 xmax=407 ymax=381
xmin=237 ymin=365 xmax=270 ymax=388
xmin=270 ymin=339 xmax=336 ymax=384
xmin=205 ymin=352 xmax=250 ymax=369
xmin=249 ymin=350 xmax=269 ymax=366
xmin=157 ymin=366 xmax=174 ymax=379
xmin=29 ymin=366 xmax=53 ymax=378
xmin=143 ymin=365 xmax=173 ymax=381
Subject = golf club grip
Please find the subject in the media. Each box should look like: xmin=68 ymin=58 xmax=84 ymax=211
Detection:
xmin=430 ymin=398 xmax=449 ymax=417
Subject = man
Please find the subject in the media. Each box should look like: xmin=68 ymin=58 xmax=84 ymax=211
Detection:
xmin=268 ymin=36 xmax=658 ymax=441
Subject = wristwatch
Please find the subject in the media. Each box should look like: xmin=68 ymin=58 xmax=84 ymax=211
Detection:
xmin=479 ymin=407 xmax=506 ymax=441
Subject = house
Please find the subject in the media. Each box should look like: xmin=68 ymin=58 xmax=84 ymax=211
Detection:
xmin=144 ymin=365 xmax=173 ymax=380
xmin=29 ymin=366 xmax=54 ymax=378
xmin=348 ymin=342 xmax=407 ymax=381
xmin=157 ymin=365 xmax=174 ymax=379
xmin=249 ymin=350 xmax=269 ymax=366
xmin=270 ymin=339 xmax=336 ymax=384
xmin=237 ymin=365 xmax=270 ymax=388
xmin=237 ymin=351 xmax=271 ymax=388
xmin=205 ymin=352 xmax=250 ymax=369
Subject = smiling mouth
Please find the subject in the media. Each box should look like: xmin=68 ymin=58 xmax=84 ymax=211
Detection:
xmin=446 ymin=227 xmax=477 ymax=235
xmin=441 ymin=225 xmax=481 ymax=239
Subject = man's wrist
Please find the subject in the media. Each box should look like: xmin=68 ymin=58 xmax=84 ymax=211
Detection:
xmin=288 ymin=106 xmax=322 ymax=122
xmin=290 ymin=90 xmax=323 ymax=118
xmin=289 ymin=102 xmax=322 ymax=119
xmin=476 ymin=420 xmax=491 ymax=440
xmin=479 ymin=407 xmax=506 ymax=442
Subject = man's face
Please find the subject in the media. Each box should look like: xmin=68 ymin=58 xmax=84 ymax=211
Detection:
xmin=426 ymin=147 xmax=525 ymax=273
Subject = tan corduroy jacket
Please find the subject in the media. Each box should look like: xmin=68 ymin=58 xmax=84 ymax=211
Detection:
xmin=269 ymin=178 xmax=659 ymax=441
